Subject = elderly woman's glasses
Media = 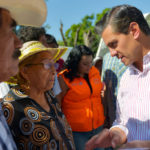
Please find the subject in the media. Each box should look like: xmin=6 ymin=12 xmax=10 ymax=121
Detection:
xmin=26 ymin=62 xmax=59 ymax=70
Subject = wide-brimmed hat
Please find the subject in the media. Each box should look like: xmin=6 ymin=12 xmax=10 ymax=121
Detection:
xmin=0 ymin=0 xmax=47 ymax=27
xmin=19 ymin=41 xmax=67 ymax=63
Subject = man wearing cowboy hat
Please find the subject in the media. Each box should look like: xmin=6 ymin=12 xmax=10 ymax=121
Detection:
xmin=0 ymin=0 xmax=47 ymax=149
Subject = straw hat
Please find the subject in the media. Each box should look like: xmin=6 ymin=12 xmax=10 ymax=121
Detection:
xmin=19 ymin=41 xmax=67 ymax=63
xmin=0 ymin=0 xmax=47 ymax=27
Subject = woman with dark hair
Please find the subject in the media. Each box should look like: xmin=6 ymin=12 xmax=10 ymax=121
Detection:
xmin=58 ymin=45 xmax=105 ymax=150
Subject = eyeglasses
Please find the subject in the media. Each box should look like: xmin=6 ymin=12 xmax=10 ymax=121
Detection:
xmin=26 ymin=62 xmax=59 ymax=70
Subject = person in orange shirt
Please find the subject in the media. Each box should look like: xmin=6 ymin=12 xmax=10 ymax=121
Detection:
xmin=58 ymin=45 xmax=105 ymax=150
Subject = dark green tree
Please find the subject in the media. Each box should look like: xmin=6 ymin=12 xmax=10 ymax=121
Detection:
xmin=63 ymin=8 xmax=110 ymax=55
xmin=95 ymin=8 xmax=110 ymax=24
xmin=65 ymin=14 xmax=94 ymax=46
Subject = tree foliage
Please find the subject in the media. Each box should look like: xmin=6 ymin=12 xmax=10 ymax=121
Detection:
xmin=65 ymin=14 xmax=94 ymax=46
xmin=95 ymin=8 xmax=110 ymax=24
xmin=63 ymin=8 xmax=110 ymax=55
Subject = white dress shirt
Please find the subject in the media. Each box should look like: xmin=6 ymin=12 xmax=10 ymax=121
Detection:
xmin=0 ymin=82 xmax=9 ymax=98
xmin=112 ymin=52 xmax=150 ymax=142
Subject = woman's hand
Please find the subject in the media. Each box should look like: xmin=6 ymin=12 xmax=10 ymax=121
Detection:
xmin=101 ymin=82 xmax=106 ymax=98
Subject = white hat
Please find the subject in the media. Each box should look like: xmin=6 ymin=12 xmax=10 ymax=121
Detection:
xmin=0 ymin=0 xmax=47 ymax=27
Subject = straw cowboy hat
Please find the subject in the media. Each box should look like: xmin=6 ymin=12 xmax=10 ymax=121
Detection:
xmin=7 ymin=41 xmax=67 ymax=85
xmin=0 ymin=0 xmax=47 ymax=27
xmin=19 ymin=41 xmax=68 ymax=63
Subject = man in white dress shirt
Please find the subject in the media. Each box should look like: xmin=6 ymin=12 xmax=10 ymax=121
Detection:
xmin=85 ymin=4 xmax=150 ymax=150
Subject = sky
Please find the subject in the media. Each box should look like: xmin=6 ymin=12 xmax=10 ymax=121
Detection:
xmin=44 ymin=0 xmax=150 ymax=41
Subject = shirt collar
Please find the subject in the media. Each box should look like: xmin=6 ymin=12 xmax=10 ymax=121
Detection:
xmin=129 ymin=51 xmax=150 ymax=74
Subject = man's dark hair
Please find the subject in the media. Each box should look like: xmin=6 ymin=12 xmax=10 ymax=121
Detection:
xmin=17 ymin=26 xmax=46 ymax=43
xmin=45 ymin=34 xmax=58 ymax=46
xmin=64 ymin=45 xmax=93 ymax=82
xmin=99 ymin=4 xmax=150 ymax=35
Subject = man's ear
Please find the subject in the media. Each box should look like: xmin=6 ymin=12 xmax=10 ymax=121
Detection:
xmin=20 ymin=66 xmax=29 ymax=81
xmin=129 ymin=22 xmax=140 ymax=39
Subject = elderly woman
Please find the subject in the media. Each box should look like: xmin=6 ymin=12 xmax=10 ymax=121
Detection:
xmin=58 ymin=45 xmax=105 ymax=150
xmin=2 ymin=41 xmax=75 ymax=150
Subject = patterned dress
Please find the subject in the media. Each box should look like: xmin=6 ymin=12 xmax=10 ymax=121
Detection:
xmin=2 ymin=86 xmax=75 ymax=150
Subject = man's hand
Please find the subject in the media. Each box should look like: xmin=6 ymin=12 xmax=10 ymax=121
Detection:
xmin=85 ymin=129 xmax=112 ymax=150
xmin=85 ymin=128 xmax=127 ymax=150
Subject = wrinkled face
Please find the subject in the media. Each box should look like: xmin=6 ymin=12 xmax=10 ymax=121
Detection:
xmin=102 ymin=24 xmax=142 ymax=66
xmin=0 ymin=9 xmax=22 ymax=81
xmin=22 ymin=51 xmax=56 ymax=92
xmin=78 ymin=55 xmax=93 ymax=76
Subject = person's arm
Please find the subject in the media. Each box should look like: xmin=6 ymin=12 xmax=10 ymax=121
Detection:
xmin=57 ymin=75 xmax=69 ymax=106
xmin=119 ymin=140 xmax=150 ymax=149
xmin=110 ymin=73 xmax=129 ymax=139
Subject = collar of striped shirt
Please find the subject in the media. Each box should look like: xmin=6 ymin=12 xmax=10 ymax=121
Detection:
xmin=129 ymin=51 xmax=150 ymax=74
